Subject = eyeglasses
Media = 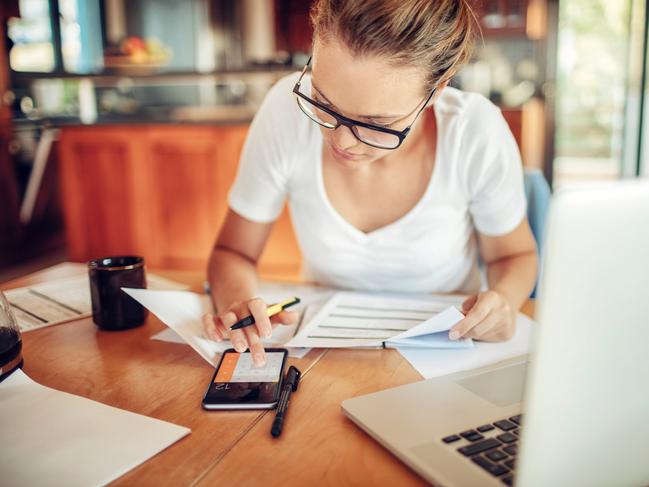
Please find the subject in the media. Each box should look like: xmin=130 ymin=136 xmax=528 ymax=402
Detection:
xmin=292 ymin=57 xmax=436 ymax=150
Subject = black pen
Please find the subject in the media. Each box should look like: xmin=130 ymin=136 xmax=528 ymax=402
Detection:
xmin=230 ymin=297 xmax=300 ymax=331
xmin=271 ymin=365 xmax=301 ymax=437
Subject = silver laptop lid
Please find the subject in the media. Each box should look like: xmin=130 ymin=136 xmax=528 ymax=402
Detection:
xmin=517 ymin=180 xmax=649 ymax=487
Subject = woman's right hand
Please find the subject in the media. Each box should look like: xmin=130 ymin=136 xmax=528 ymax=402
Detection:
xmin=201 ymin=298 xmax=299 ymax=366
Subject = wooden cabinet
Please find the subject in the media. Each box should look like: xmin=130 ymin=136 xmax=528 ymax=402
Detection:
xmin=0 ymin=126 xmax=19 ymax=251
xmin=144 ymin=127 xmax=235 ymax=269
xmin=58 ymin=125 xmax=302 ymax=277
xmin=59 ymin=127 xmax=138 ymax=259
xmin=502 ymin=109 xmax=522 ymax=150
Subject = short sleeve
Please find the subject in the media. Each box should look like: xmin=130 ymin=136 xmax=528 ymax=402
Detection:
xmin=228 ymin=74 xmax=301 ymax=223
xmin=462 ymin=98 xmax=527 ymax=236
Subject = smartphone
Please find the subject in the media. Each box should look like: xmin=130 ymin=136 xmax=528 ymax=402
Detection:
xmin=202 ymin=348 xmax=289 ymax=410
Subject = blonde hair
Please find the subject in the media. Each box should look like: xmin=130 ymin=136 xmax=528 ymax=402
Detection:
xmin=311 ymin=0 xmax=477 ymax=93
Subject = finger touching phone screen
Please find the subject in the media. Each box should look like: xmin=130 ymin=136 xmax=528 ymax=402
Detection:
xmin=202 ymin=348 xmax=288 ymax=410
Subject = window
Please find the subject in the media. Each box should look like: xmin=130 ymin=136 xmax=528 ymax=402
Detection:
xmin=553 ymin=0 xmax=632 ymax=186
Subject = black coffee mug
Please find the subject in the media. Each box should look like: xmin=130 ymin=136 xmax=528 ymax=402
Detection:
xmin=88 ymin=256 xmax=148 ymax=331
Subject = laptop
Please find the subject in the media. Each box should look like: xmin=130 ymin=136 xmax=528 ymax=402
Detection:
xmin=341 ymin=180 xmax=649 ymax=486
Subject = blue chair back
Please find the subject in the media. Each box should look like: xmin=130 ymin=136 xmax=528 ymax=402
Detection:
xmin=524 ymin=169 xmax=551 ymax=297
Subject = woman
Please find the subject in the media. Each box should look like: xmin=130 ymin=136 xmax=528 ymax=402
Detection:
xmin=202 ymin=0 xmax=538 ymax=366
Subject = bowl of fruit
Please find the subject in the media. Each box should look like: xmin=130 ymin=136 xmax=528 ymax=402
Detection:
xmin=104 ymin=36 xmax=172 ymax=74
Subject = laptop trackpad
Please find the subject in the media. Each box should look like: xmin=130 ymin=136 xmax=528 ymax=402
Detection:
xmin=456 ymin=363 xmax=527 ymax=407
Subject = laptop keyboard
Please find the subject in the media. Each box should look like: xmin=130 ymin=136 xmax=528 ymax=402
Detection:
xmin=441 ymin=414 xmax=522 ymax=485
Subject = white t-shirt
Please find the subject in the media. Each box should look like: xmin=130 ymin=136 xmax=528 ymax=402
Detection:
xmin=229 ymin=73 xmax=526 ymax=294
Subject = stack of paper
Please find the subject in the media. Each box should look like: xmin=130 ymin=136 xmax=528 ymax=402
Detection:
xmin=124 ymin=286 xmax=536 ymax=381
xmin=124 ymin=288 xmax=474 ymax=367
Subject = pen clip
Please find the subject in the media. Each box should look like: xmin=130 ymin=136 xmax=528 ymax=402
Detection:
xmin=285 ymin=365 xmax=301 ymax=392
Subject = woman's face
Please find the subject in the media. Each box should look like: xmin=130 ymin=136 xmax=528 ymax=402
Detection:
xmin=311 ymin=37 xmax=431 ymax=167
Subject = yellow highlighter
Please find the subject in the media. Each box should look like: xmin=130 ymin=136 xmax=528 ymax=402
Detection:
xmin=229 ymin=297 xmax=301 ymax=330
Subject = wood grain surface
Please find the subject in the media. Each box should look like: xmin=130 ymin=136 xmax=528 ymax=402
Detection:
xmin=1 ymin=263 xmax=535 ymax=486
xmin=1 ymin=263 xmax=324 ymax=485
xmin=197 ymin=348 xmax=429 ymax=487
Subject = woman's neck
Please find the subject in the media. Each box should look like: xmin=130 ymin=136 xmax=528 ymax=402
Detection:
xmin=380 ymin=106 xmax=436 ymax=169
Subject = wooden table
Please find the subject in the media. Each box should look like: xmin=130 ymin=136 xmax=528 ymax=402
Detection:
xmin=1 ymin=263 xmax=534 ymax=486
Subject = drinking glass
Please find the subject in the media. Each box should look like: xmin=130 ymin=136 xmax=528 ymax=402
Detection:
xmin=0 ymin=291 xmax=23 ymax=382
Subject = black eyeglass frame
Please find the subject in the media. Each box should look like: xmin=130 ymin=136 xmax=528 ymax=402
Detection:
xmin=292 ymin=57 xmax=437 ymax=150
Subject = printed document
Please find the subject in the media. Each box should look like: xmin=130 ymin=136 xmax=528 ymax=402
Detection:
xmin=284 ymin=291 xmax=473 ymax=349
xmin=4 ymin=274 xmax=187 ymax=332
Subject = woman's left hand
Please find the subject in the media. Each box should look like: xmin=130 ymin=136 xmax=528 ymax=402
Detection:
xmin=449 ymin=290 xmax=516 ymax=342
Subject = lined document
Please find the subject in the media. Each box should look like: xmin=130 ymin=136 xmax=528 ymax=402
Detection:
xmin=4 ymin=274 xmax=187 ymax=332
xmin=6 ymin=278 xmax=90 ymax=331
xmin=284 ymin=291 xmax=472 ymax=349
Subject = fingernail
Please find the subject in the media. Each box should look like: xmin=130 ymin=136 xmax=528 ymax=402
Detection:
xmin=264 ymin=328 xmax=272 ymax=339
xmin=252 ymin=353 xmax=266 ymax=367
xmin=222 ymin=312 xmax=236 ymax=327
xmin=234 ymin=341 xmax=247 ymax=353
xmin=449 ymin=330 xmax=460 ymax=340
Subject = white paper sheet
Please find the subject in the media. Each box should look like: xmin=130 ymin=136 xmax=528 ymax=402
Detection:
xmin=125 ymin=282 xmax=334 ymax=365
xmin=389 ymin=306 xmax=467 ymax=339
xmin=150 ymin=321 xmax=311 ymax=359
xmin=396 ymin=312 xmax=536 ymax=379
xmin=4 ymin=273 xmax=188 ymax=332
xmin=284 ymin=291 xmax=473 ymax=349
xmin=0 ymin=369 xmax=190 ymax=486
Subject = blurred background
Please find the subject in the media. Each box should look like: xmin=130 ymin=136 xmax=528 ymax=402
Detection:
xmin=0 ymin=0 xmax=647 ymax=281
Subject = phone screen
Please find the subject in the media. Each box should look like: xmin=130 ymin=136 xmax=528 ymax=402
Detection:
xmin=203 ymin=349 xmax=288 ymax=409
